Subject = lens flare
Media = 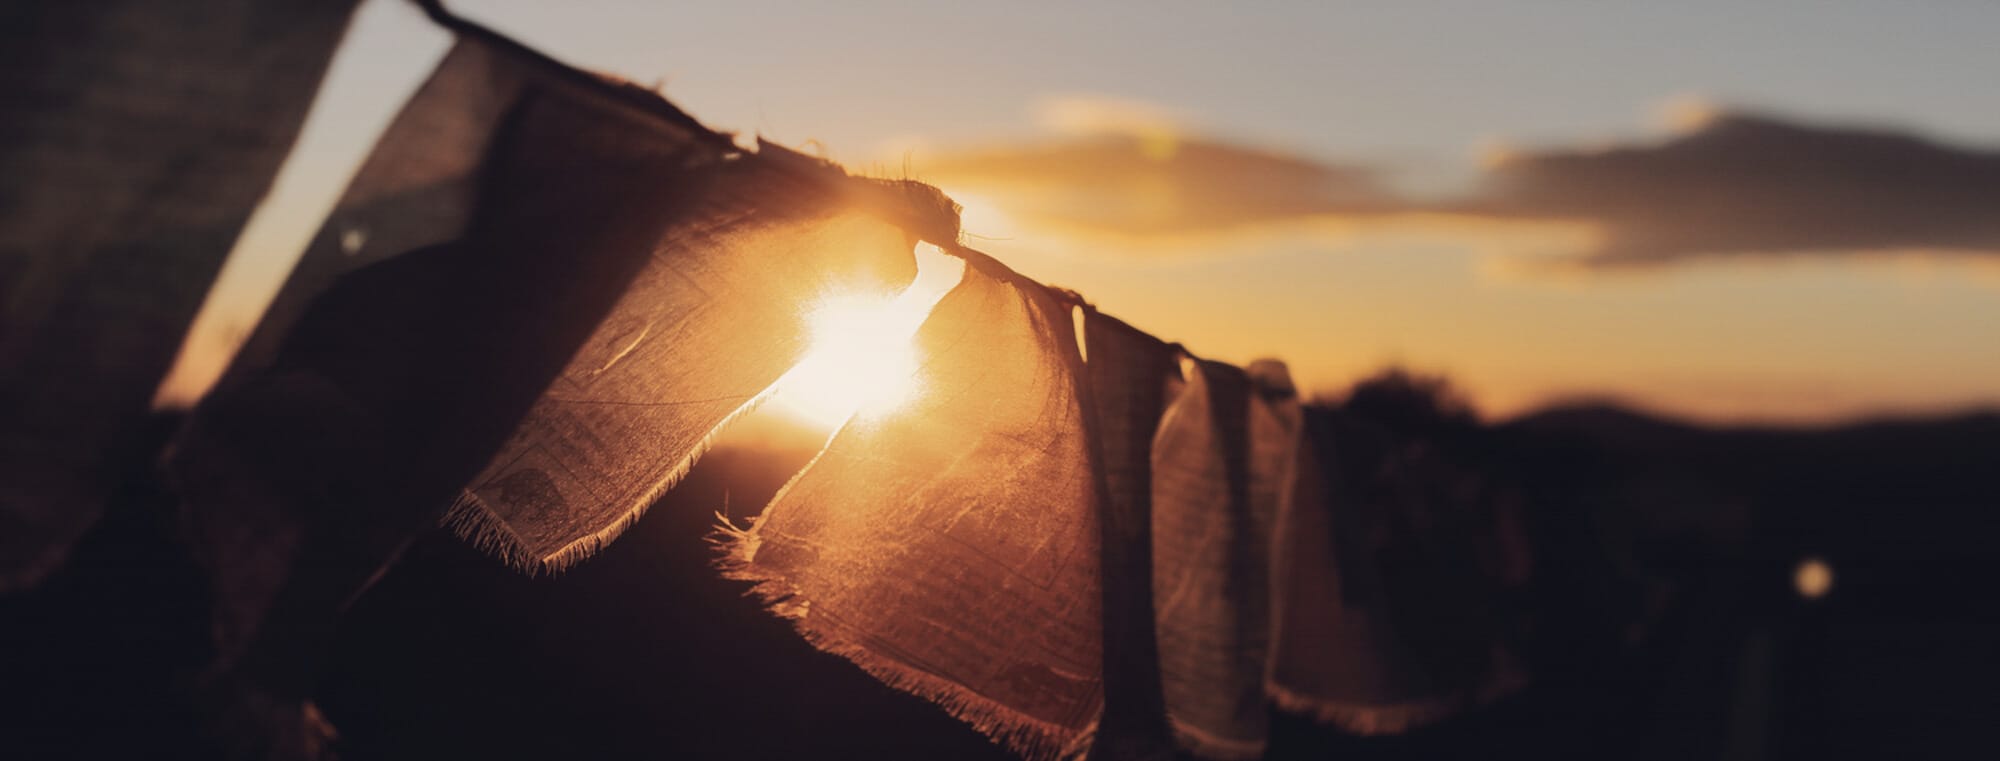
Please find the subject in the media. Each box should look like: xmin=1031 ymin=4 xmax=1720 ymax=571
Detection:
xmin=1794 ymin=556 xmax=1834 ymax=600
xmin=771 ymin=244 xmax=963 ymax=430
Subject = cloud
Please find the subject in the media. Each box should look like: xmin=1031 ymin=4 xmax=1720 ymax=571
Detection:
xmin=911 ymin=97 xmax=2000 ymax=271
xmin=1466 ymin=111 xmax=2000 ymax=267
xmin=912 ymin=98 xmax=1394 ymax=237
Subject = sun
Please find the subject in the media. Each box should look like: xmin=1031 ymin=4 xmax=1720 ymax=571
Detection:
xmin=773 ymin=294 xmax=923 ymax=429
xmin=771 ymin=244 xmax=963 ymax=430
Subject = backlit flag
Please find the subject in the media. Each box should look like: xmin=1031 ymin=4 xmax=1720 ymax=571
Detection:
xmin=0 ymin=0 xmax=359 ymax=591
xmin=1264 ymin=406 xmax=1525 ymax=733
xmin=171 ymin=31 xmax=922 ymax=661
xmin=1150 ymin=357 xmax=1301 ymax=759
xmin=1078 ymin=309 xmax=1182 ymax=760
xmin=724 ymin=255 xmax=1103 ymax=761
xmin=449 ymin=145 xmax=924 ymax=573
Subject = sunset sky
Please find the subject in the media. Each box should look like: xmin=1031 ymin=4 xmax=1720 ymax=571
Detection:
xmin=162 ymin=0 xmax=2000 ymax=423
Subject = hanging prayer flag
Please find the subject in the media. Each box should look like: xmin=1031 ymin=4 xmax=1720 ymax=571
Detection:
xmin=724 ymin=254 xmax=1103 ymax=761
xmin=1078 ymin=309 xmax=1181 ymax=760
xmin=1265 ymin=405 xmax=1525 ymax=733
xmin=0 ymin=0 xmax=359 ymax=591
xmin=1150 ymin=357 xmax=1301 ymax=759
xmin=171 ymin=31 xmax=727 ymax=661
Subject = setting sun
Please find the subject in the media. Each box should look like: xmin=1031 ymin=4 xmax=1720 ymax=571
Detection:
xmin=771 ymin=243 xmax=965 ymax=429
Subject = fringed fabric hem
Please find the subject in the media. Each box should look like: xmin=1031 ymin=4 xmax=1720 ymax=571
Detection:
xmin=1263 ymin=681 xmax=1469 ymax=736
xmin=1264 ymin=646 xmax=1531 ymax=736
xmin=1164 ymin=716 xmax=1268 ymax=761
xmin=710 ymin=524 xmax=1096 ymax=761
xmin=444 ymin=389 xmax=775 ymax=574
xmin=441 ymin=491 xmax=537 ymax=570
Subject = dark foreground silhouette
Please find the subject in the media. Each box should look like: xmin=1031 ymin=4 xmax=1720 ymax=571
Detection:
xmin=3 ymin=372 xmax=1992 ymax=760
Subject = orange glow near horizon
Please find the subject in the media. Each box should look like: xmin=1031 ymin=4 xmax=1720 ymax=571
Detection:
xmin=770 ymin=243 xmax=964 ymax=430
